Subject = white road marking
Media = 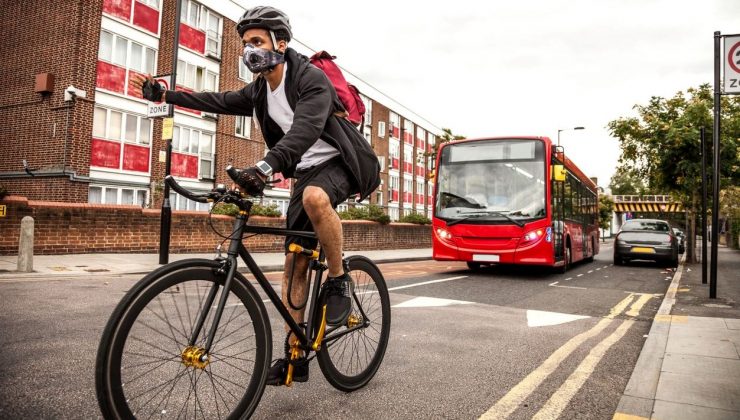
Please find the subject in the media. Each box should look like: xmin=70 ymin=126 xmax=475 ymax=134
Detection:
xmin=577 ymin=274 xmax=584 ymax=277
xmin=479 ymin=295 xmax=634 ymax=419
xmin=550 ymin=281 xmax=559 ymax=286
xmin=393 ymin=296 xmax=473 ymax=308
xmin=587 ymin=270 xmax=594 ymax=274
xmin=596 ymin=268 xmax=601 ymax=271
xmin=387 ymin=275 xmax=468 ymax=292
xmin=527 ymin=310 xmax=590 ymax=327
xmin=565 ymin=277 xmax=573 ymax=281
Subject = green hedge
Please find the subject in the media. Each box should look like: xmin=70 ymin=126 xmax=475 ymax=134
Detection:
xmin=337 ymin=204 xmax=390 ymax=225
xmin=399 ymin=212 xmax=431 ymax=225
xmin=211 ymin=202 xmax=282 ymax=217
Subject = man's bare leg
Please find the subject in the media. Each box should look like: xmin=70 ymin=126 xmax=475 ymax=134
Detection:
xmin=302 ymin=186 xmax=344 ymax=277
xmin=281 ymin=252 xmax=310 ymax=343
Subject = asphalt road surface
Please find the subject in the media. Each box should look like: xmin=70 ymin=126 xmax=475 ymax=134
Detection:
xmin=0 ymin=241 xmax=675 ymax=419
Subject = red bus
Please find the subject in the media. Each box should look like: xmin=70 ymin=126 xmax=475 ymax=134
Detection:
xmin=431 ymin=136 xmax=599 ymax=271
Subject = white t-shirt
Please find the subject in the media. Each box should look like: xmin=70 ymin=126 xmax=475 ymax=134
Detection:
xmin=266 ymin=63 xmax=339 ymax=171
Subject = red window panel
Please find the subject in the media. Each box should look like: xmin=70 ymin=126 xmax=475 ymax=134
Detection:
xmin=91 ymin=138 xmax=121 ymax=169
xmin=174 ymin=86 xmax=201 ymax=116
xmin=391 ymin=158 xmax=399 ymax=169
xmin=416 ymin=166 xmax=424 ymax=177
xmin=427 ymin=144 xmax=433 ymax=153
xmin=179 ymin=23 xmax=205 ymax=54
xmin=96 ymin=61 xmax=127 ymax=94
xmin=391 ymin=126 xmax=400 ymax=139
xmin=391 ymin=190 xmax=399 ymax=202
xmin=416 ymin=138 xmax=424 ymax=149
xmin=127 ymin=69 xmax=147 ymax=100
xmin=122 ymin=143 xmax=150 ymax=172
xmin=273 ymin=176 xmax=291 ymax=190
xmin=417 ymin=194 xmax=424 ymax=205
xmin=403 ymin=131 xmax=413 ymax=144
xmin=103 ymin=0 xmax=132 ymax=21
xmin=404 ymin=192 xmax=412 ymax=203
xmin=132 ymin=1 xmax=159 ymax=34
xmin=404 ymin=162 xmax=412 ymax=173
xmin=171 ymin=152 xmax=198 ymax=178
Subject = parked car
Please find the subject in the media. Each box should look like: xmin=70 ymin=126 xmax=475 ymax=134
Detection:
xmin=672 ymin=227 xmax=686 ymax=254
xmin=614 ymin=219 xmax=679 ymax=267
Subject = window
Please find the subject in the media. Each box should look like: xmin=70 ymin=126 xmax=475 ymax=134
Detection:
xmin=377 ymin=156 xmax=385 ymax=171
xmin=389 ymin=113 xmax=400 ymax=138
xmin=93 ymin=106 xmax=151 ymax=145
xmin=89 ymin=185 xmax=148 ymax=206
xmin=181 ymin=0 xmax=202 ymax=28
xmin=138 ymin=0 xmax=160 ymax=9
xmin=235 ymin=115 xmax=252 ymax=138
xmin=177 ymin=59 xmax=217 ymax=92
xmin=378 ymin=121 xmax=386 ymax=138
xmin=169 ymin=192 xmax=211 ymax=212
xmin=172 ymin=125 xmax=215 ymax=179
xmin=98 ymin=30 xmax=157 ymax=75
xmin=388 ymin=207 xmax=399 ymax=222
xmin=205 ymin=10 xmax=223 ymax=57
xmin=238 ymin=58 xmax=253 ymax=82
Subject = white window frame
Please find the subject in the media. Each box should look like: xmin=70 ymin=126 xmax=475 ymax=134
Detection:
xmin=170 ymin=191 xmax=211 ymax=211
xmin=172 ymin=125 xmax=216 ymax=180
xmin=235 ymin=115 xmax=252 ymax=138
xmin=377 ymin=156 xmax=385 ymax=171
xmin=238 ymin=58 xmax=253 ymax=82
xmin=98 ymin=30 xmax=157 ymax=76
xmin=89 ymin=185 xmax=149 ymax=206
xmin=137 ymin=0 xmax=160 ymax=10
xmin=93 ymin=106 xmax=152 ymax=146
xmin=389 ymin=113 xmax=400 ymax=138
xmin=205 ymin=10 xmax=223 ymax=58
xmin=378 ymin=121 xmax=386 ymax=138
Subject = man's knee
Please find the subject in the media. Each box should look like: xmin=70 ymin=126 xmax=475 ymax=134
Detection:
xmin=302 ymin=186 xmax=331 ymax=214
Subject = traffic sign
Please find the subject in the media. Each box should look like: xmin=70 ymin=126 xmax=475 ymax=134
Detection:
xmin=147 ymin=75 xmax=172 ymax=117
xmin=724 ymin=36 xmax=740 ymax=94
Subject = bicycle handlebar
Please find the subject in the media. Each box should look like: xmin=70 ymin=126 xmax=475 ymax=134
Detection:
xmin=164 ymin=175 xmax=212 ymax=203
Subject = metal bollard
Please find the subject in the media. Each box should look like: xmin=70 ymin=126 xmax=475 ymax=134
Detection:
xmin=17 ymin=216 xmax=34 ymax=272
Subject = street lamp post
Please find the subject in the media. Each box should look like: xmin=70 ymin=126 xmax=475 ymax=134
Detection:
xmin=557 ymin=126 xmax=585 ymax=147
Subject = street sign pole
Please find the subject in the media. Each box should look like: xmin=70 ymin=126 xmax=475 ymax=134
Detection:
xmin=700 ymin=127 xmax=708 ymax=285
xmin=710 ymin=31 xmax=721 ymax=299
xmin=159 ymin=0 xmax=182 ymax=265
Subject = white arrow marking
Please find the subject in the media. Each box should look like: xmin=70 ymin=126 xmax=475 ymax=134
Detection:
xmin=393 ymin=296 xmax=474 ymax=308
xmin=526 ymin=310 xmax=590 ymax=327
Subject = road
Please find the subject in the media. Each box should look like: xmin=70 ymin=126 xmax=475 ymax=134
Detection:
xmin=0 ymin=241 xmax=675 ymax=419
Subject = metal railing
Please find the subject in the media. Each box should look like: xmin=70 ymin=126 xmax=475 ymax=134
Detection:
xmin=612 ymin=195 xmax=673 ymax=203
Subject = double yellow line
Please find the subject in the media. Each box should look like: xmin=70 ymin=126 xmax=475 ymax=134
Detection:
xmin=480 ymin=293 xmax=654 ymax=419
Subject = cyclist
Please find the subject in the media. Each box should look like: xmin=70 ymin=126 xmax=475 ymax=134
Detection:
xmin=132 ymin=6 xmax=380 ymax=385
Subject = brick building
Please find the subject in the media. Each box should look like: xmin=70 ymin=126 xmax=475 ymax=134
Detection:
xmin=0 ymin=0 xmax=439 ymax=221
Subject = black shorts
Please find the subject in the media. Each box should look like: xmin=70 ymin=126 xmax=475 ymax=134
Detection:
xmin=285 ymin=157 xmax=356 ymax=253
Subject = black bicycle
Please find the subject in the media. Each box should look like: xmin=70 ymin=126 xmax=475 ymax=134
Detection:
xmin=95 ymin=170 xmax=391 ymax=419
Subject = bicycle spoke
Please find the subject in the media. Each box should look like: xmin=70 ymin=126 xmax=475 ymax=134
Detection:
xmin=121 ymin=354 xmax=180 ymax=373
xmin=134 ymin=317 xmax=184 ymax=353
xmin=147 ymin=364 xmax=188 ymax=420
xmin=127 ymin=335 xmax=179 ymax=358
xmin=209 ymin=355 xmax=253 ymax=376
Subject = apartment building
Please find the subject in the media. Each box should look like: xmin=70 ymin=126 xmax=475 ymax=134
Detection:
xmin=0 ymin=0 xmax=439 ymax=221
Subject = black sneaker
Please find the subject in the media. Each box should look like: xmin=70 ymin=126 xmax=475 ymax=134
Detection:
xmin=324 ymin=273 xmax=353 ymax=326
xmin=265 ymin=358 xmax=308 ymax=386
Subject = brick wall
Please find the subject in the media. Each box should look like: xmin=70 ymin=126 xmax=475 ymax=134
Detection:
xmin=0 ymin=195 xmax=430 ymax=255
xmin=0 ymin=0 xmax=102 ymax=201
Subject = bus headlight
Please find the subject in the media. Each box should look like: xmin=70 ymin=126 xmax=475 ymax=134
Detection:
xmin=435 ymin=227 xmax=453 ymax=240
xmin=520 ymin=228 xmax=545 ymax=245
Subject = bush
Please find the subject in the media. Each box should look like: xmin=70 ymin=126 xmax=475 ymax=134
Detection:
xmin=211 ymin=202 xmax=282 ymax=217
xmin=337 ymin=204 xmax=390 ymax=225
xmin=399 ymin=212 xmax=431 ymax=225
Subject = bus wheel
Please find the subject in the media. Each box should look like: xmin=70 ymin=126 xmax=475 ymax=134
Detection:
xmin=584 ymin=238 xmax=595 ymax=263
xmin=467 ymin=262 xmax=482 ymax=271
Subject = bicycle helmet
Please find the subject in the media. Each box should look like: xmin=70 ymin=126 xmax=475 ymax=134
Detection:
xmin=236 ymin=6 xmax=292 ymax=41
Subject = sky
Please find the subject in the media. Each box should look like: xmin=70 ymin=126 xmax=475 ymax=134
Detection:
xmin=235 ymin=0 xmax=740 ymax=189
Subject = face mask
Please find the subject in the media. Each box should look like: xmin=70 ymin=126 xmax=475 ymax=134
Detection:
xmin=242 ymin=44 xmax=285 ymax=74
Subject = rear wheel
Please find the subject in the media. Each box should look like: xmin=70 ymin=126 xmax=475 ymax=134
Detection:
xmin=96 ymin=260 xmax=271 ymax=419
xmin=317 ymin=256 xmax=391 ymax=392
xmin=584 ymin=237 xmax=596 ymax=263
xmin=559 ymin=245 xmax=571 ymax=273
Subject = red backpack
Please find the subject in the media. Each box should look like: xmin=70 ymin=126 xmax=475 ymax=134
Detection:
xmin=309 ymin=51 xmax=366 ymax=127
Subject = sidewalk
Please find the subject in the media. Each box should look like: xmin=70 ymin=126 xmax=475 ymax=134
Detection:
xmin=0 ymin=248 xmax=432 ymax=280
xmin=615 ymin=245 xmax=740 ymax=420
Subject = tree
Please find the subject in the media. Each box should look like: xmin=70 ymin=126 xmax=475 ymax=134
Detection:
xmin=607 ymin=84 xmax=740 ymax=262
xmin=598 ymin=195 xmax=614 ymax=241
xmin=608 ymin=167 xmax=649 ymax=195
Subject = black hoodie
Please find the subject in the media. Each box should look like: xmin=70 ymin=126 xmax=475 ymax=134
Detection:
xmin=165 ymin=48 xmax=380 ymax=201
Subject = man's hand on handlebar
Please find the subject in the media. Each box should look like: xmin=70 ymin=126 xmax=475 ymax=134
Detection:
xmin=227 ymin=167 xmax=267 ymax=197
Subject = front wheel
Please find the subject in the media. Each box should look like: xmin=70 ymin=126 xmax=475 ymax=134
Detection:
xmin=316 ymin=256 xmax=391 ymax=392
xmin=96 ymin=260 xmax=272 ymax=419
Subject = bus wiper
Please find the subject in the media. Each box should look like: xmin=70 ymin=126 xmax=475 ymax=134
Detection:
xmin=446 ymin=211 xmax=524 ymax=227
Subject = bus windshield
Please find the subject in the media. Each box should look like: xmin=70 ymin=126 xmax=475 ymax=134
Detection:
xmin=436 ymin=139 xmax=546 ymax=223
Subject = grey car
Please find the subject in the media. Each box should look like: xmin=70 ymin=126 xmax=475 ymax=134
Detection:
xmin=614 ymin=219 xmax=679 ymax=267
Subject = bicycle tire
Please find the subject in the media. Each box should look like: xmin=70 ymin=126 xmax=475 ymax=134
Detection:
xmin=96 ymin=259 xmax=272 ymax=419
xmin=316 ymin=256 xmax=391 ymax=392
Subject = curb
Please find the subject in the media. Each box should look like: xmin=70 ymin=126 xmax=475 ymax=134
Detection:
xmin=0 ymin=255 xmax=434 ymax=280
xmin=613 ymin=253 xmax=686 ymax=419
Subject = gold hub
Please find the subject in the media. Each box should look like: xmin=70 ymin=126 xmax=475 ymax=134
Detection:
xmin=347 ymin=313 xmax=363 ymax=328
xmin=181 ymin=346 xmax=210 ymax=369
